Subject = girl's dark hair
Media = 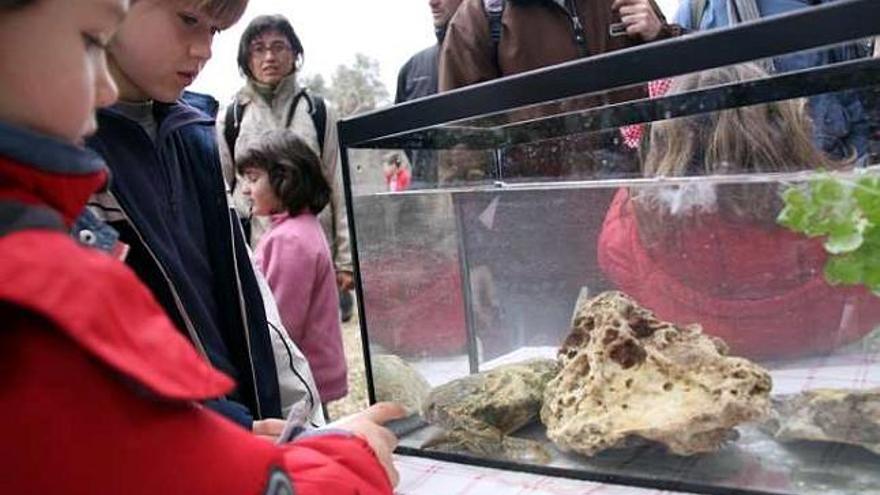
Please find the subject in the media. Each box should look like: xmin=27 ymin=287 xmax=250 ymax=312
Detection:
xmin=237 ymin=14 xmax=304 ymax=80
xmin=236 ymin=130 xmax=330 ymax=216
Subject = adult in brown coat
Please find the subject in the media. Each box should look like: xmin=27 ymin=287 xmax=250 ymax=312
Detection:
xmin=439 ymin=0 xmax=681 ymax=91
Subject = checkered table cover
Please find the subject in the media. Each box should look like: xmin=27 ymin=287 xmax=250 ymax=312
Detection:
xmin=395 ymin=454 xmax=695 ymax=495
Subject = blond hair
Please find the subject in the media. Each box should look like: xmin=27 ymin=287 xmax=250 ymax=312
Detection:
xmin=634 ymin=63 xmax=847 ymax=241
xmin=642 ymin=63 xmax=838 ymax=179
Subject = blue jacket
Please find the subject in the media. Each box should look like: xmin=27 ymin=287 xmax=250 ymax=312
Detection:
xmin=85 ymin=95 xmax=282 ymax=426
xmin=675 ymin=0 xmax=870 ymax=159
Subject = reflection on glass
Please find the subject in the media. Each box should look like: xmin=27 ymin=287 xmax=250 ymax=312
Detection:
xmin=346 ymin=55 xmax=880 ymax=495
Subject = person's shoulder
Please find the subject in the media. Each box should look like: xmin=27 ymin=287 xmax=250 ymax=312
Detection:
xmin=443 ymin=0 xmax=492 ymax=47
xmin=438 ymin=0 xmax=489 ymax=38
xmin=162 ymin=98 xmax=222 ymax=153
xmin=0 ymin=230 xmax=234 ymax=401
xmin=413 ymin=44 xmax=440 ymax=65
xmin=453 ymin=0 xmax=489 ymax=23
xmin=267 ymin=215 xmax=327 ymax=255
xmin=398 ymin=44 xmax=437 ymax=81
xmin=398 ymin=50 xmax=420 ymax=77
xmin=1 ymin=229 xmax=134 ymax=296
xmin=181 ymin=91 xmax=220 ymax=119
xmin=672 ymin=0 xmax=697 ymax=29
xmin=273 ymin=214 xmax=323 ymax=240
xmin=159 ymin=95 xmax=218 ymax=130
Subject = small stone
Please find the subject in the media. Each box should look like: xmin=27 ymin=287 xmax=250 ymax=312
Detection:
xmin=421 ymin=358 xmax=559 ymax=461
xmin=373 ymin=354 xmax=432 ymax=415
xmin=763 ymin=388 xmax=880 ymax=455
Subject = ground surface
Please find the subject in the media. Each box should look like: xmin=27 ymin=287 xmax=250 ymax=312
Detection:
xmin=326 ymin=308 xmax=369 ymax=420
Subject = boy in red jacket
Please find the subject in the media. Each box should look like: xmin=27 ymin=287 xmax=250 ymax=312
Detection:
xmin=0 ymin=1 xmax=402 ymax=494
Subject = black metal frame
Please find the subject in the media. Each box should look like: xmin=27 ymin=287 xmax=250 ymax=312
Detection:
xmin=339 ymin=0 xmax=880 ymax=147
xmin=338 ymin=0 xmax=880 ymax=493
xmin=350 ymin=56 xmax=880 ymax=151
xmin=452 ymin=194 xmax=481 ymax=374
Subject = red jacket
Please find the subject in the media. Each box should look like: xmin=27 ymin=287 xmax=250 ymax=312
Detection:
xmin=597 ymin=188 xmax=880 ymax=360
xmin=0 ymin=124 xmax=392 ymax=495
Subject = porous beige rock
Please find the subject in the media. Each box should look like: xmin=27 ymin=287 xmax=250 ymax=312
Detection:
xmin=763 ymin=388 xmax=880 ymax=455
xmin=541 ymin=291 xmax=772 ymax=456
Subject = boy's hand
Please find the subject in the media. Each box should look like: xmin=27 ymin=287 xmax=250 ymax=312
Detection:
xmin=612 ymin=0 xmax=664 ymax=41
xmin=330 ymin=402 xmax=406 ymax=487
xmin=337 ymin=270 xmax=355 ymax=291
xmin=253 ymin=418 xmax=287 ymax=442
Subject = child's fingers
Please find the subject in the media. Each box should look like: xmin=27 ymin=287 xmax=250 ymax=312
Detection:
xmin=359 ymin=402 xmax=408 ymax=425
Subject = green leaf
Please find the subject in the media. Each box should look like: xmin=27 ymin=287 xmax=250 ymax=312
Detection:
xmin=824 ymin=217 xmax=866 ymax=254
xmin=810 ymin=176 xmax=846 ymax=205
xmin=855 ymin=176 xmax=880 ymax=224
xmin=860 ymin=250 xmax=880 ymax=289
xmin=778 ymin=172 xmax=880 ymax=297
xmin=825 ymin=255 xmax=863 ymax=285
xmin=778 ymin=187 xmax=811 ymax=231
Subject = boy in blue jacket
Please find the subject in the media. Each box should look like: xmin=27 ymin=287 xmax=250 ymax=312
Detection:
xmin=83 ymin=0 xmax=323 ymax=433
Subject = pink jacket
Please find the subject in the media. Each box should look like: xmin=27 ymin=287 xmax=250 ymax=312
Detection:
xmin=255 ymin=212 xmax=348 ymax=402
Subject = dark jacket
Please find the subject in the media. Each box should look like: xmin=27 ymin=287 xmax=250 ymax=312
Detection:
xmin=85 ymin=98 xmax=282 ymax=425
xmin=395 ymin=29 xmax=443 ymax=104
xmin=0 ymin=121 xmax=395 ymax=495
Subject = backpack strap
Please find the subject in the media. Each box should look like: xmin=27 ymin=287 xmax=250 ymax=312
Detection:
xmin=286 ymin=89 xmax=327 ymax=156
xmin=223 ymin=97 xmax=245 ymax=163
xmin=483 ymin=0 xmax=505 ymax=68
xmin=311 ymin=95 xmax=327 ymax=155
xmin=690 ymin=0 xmax=707 ymax=27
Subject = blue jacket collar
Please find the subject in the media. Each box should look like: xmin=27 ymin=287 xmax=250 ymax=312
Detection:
xmin=100 ymin=98 xmax=214 ymax=146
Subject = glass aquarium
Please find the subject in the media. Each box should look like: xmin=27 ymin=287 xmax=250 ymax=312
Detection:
xmin=338 ymin=2 xmax=880 ymax=494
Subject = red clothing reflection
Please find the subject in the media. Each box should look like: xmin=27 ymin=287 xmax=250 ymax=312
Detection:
xmin=598 ymin=188 xmax=880 ymax=359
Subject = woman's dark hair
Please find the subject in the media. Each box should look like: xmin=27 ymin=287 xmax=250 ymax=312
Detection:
xmin=236 ymin=130 xmax=330 ymax=216
xmin=237 ymin=14 xmax=304 ymax=80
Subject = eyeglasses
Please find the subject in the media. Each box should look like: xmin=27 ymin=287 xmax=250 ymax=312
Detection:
xmin=250 ymin=41 xmax=292 ymax=58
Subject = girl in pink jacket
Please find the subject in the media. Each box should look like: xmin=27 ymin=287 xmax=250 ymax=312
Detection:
xmin=238 ymin=130 xmax=348 ymax=404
